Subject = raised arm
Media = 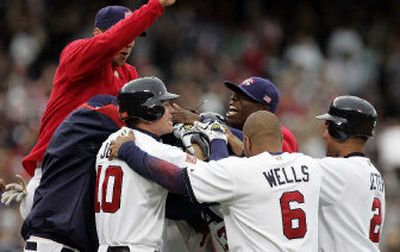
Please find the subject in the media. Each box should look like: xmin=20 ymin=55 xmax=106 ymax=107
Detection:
xmin=63 ymin=0 xmax=173 ymax=81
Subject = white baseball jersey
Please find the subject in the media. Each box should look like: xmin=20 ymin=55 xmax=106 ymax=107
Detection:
xmin=318 ymin=156 xmax=385 ymax=251
xmin=95 ymin=127 xmax=192 ymax=251
xmin=187 ymin=152 xmax=322 ymax=251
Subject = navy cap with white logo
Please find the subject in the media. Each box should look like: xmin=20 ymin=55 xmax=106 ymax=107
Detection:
xmin=225 ymin=77 xmax=280 ymax=113
xmin=95 ymin=6 xmax=146 ymax=36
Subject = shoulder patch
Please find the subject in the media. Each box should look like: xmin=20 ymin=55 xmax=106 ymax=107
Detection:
xmin=185 ymin=154 xmax=197 ymax=164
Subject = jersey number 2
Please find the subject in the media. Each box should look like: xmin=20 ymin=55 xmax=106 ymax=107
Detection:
xmin=95 ymin=165 xmax=123 ymax=213
xmin=280 ymin=191 xmax=307 ymax=239
xmin=369 ymin=198 xmax=382 ymax=242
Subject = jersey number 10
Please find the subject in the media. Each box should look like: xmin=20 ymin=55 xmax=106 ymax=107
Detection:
xmin=95 ymin=165 xmax=123 ymax=213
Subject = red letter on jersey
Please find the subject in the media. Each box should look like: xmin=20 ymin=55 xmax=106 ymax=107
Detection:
xmin=369 ymin=198 xmax=382 ymax=242
xmin=280 ymin=190 xmax=307 ymax=239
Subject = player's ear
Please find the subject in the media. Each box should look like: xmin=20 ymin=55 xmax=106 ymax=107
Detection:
xmin=93 ymin=27 xmax=103 ymax=37
xmin=243 ymin=135 xmax=251 ymax=157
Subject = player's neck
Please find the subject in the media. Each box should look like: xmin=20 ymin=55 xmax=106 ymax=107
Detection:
xmin=134 ymin=126 xmax=160 ymax=141
xmin=337 ymin=141 xmax=365 ymax=157
xmin=250 ymin=145 xmax=281 ymax=157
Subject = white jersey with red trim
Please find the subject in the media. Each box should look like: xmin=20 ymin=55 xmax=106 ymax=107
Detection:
xmin=95 ymin=127 xmax=194 ymax=251
xmin=186 ymin=152 xmax=322 ymax=251
xmin=318 ymin=156 xmax=385 ymax=251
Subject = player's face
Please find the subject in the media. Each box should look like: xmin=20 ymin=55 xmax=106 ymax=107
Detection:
xmin=323 ymin=122 xmax=340 ymax=157
xmin=113 ymin=41 xmax=135 ymax=66
xmin=152 ymin=101 xmax=176 ymax=136
xmin=225 ymin=92 xmax=264 ymax=129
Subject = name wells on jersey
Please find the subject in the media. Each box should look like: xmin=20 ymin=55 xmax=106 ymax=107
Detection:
xmin=263 ymin=165 xmax=309 ymax=188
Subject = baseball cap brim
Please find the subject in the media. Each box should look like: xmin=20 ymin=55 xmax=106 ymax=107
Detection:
xmin=224 ymin=81 xmax=259 ymax=103
xmin=315 ymin=113 xmax=347 ymax=123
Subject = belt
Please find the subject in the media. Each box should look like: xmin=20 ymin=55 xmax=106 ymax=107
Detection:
xmin=105 ymin=247 xmax=159 ymax=252
xmin=25 ymin=241 xmax=75 ymax=252
xmin=107 ymin=247 xmax=130 ymax=252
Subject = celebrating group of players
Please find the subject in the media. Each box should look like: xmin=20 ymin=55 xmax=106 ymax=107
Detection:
xmin=0 ymin=0 xmax=385 ymax=251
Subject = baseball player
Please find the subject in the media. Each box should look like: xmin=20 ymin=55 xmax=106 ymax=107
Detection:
xmin=108 ymin=111 xmax=322 ymax=251
xmin=172 ymin=76 xmax=299 ymax=155
xmin=316 ymin=96 xmax=385 ymax=251
xmin=21 ymin=95 xmax=125 ymax=252
xmin=95 ymin=77 xmax=227 ymax=252
xmin=171 ymin=76 xmax=299 ymax=250
xmin=11 ymin=0 xmax=176 ymax=219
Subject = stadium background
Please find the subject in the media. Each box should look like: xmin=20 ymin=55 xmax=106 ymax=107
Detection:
xmin=0 ymin=0 xmax=399 ymax=251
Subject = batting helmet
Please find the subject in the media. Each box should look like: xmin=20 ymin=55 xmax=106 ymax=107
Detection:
xmin=118 ymin=76 xmax=179 ymax=121
xmin=316 ymin=95 xmax=377 ymax=141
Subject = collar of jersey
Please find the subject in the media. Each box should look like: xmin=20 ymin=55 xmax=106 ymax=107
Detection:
xmin=344 ymin=152 xmax=365 ymax=158
xmin=133 ymin=127 xmax=160 ymax=141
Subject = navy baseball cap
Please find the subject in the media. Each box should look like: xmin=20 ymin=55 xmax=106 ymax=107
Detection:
xmin=95 ymin=6 xmax=146 ymax=36
xmin=224 ymin=77 xmax=280 ymax=113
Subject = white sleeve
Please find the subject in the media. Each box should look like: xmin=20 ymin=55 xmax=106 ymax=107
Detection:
xmin=20 ymin=168 xmax=43 ymax=219
xmin=186 ymin=157 xmax=240 ymax=204
xmin=157 ymin=144 xmax=195 ymax=168
xmin=319 ymin=158 xmax=347 ymax=206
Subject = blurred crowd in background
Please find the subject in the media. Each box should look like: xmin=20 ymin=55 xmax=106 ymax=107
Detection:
xmin=0 ymin=0 xmax=400 ymax=251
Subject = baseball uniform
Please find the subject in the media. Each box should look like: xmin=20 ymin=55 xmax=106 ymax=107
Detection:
xmin=186 ymin=152 xmax=321 ymax=251
xmin=95 ymin=127 xmax=195 ymax=252
xmin=318 ymin=154 xmax=385 ymax=251
xmin=116 ymin=140 xmax=321 ymax=252
xmin=208 ymin=126 xmax=298 ymax=252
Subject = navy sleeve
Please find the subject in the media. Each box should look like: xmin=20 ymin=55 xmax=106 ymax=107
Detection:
xmin=21 ymin=106 xmax=120 ymax=251
xmin=209 ymin=139 xmax=229 ymax=160
xmin=118 ymin=142 xmax=188 ymax=195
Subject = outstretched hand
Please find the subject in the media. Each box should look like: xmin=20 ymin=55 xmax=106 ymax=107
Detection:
xmin=194 ymin=120 xmax=227 ymax=143
xmin=172 ymin=103 xmax=200 ymax=124
xmin=173 ymin=123 xmax=197 ymax=154
xmin=1 ymin=175 xmax=27 ymax=206
xmin=159 ymin=0 xmax=176 ymax=7
xmin=109 ymin=130 xmax=136 ymax=160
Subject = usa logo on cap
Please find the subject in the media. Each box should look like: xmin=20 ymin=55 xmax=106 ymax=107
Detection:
xmin=263 ymin=95 xmax=272 ymax=104
xmin=242 ymin=78 xmax=256 ymax=86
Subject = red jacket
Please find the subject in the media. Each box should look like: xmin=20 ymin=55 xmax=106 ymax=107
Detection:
xmin=23 ymin=0 xmax=164 ymax=176
xmin=282 ymin=126 xmax=299 ymax=153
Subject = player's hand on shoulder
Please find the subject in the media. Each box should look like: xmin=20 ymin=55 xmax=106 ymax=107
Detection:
xmin=1 ymin=175 xmax=27 ymax=206
xmin=109 ymin=130 xmax=135 ymax=160
xmin=194 ymin=119 xmax=227 ymax=144
xmin=159 ymin=0 xmax=176 ymax=7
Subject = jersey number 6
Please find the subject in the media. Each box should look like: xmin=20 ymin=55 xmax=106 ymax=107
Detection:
xmin=280 ymin=190 xmax=307 ymax=239
xmin=95 ymin=165 xmax=123 ymax=213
